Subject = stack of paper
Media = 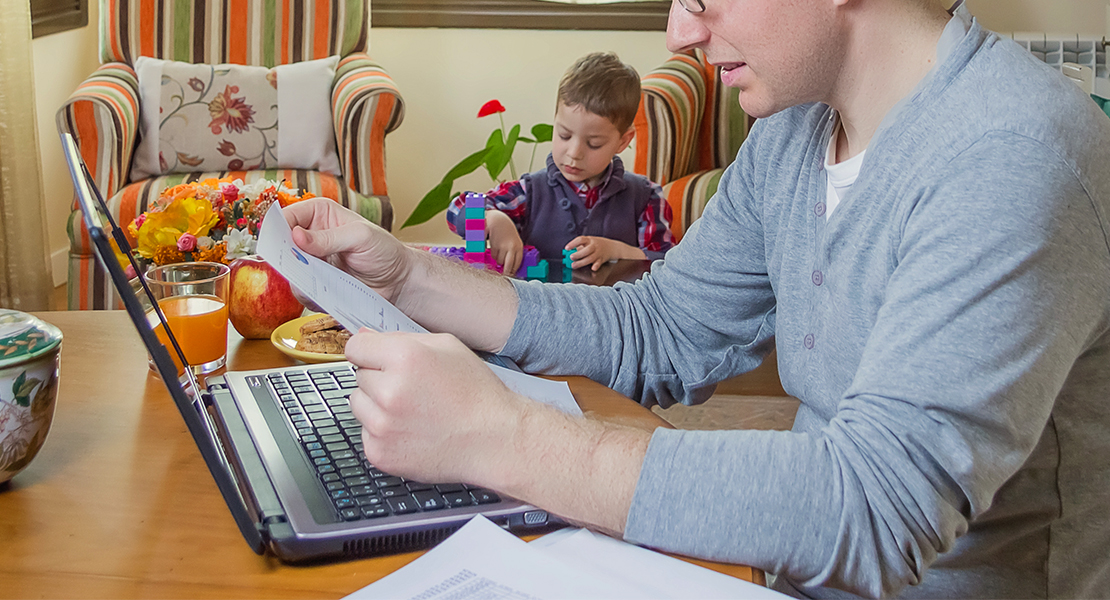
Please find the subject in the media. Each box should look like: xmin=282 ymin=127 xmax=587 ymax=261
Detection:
xmin=346 ymin=516 xmax=787 ymax=599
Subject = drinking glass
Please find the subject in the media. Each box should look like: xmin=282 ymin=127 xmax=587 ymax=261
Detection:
xmin=144 ymin=262 xmax=230 ymax=375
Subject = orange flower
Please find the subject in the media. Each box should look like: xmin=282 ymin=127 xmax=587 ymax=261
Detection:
xmin=193 ymin=241 xmax=229 ymax=264
xmin=152 ymin=246 xmax=188 ymax=266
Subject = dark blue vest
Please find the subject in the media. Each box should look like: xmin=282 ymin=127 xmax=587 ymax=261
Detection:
xmin=520 ymin=155 xmax=656 ymax=260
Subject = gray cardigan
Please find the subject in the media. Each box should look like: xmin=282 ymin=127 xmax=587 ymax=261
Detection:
xmin=502 ymin=15 xmax=1110 ymax=600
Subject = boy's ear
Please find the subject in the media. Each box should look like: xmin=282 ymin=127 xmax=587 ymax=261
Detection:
xmin=616 ymin=127 xmax=636 ymax=153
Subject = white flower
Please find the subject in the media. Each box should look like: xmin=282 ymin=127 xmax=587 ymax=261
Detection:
xmin=196 ymin=236 xmax=215 ymax=250
xmin=224 ymin=228 xmax=257 ymax=260
xmin=237 ymin=180 xmax=270 ymax=201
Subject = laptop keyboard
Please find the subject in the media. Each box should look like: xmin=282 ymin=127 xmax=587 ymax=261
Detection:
xmin=267 ymin=365 xmax=502 ymax=521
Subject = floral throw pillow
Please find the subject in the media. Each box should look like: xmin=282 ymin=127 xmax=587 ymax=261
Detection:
xmin=131 ymin=56 xmax=341 ymax=182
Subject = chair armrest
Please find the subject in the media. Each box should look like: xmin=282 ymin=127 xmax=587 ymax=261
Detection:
xmin=55 ymin=62 xmax=140 ymax=204
xmin=332 ymin=53 xmax=405 ymax=197
xmin=633 ymin=50 xmax=709 ymax=186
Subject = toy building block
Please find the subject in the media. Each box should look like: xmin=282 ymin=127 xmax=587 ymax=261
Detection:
xmin=562 ymin=248 xmax=575 ymax=268
xmin=525 ymin=259 xmax=549 ymax=280
xmin=512 ymin=246 xmax=541 ymax=278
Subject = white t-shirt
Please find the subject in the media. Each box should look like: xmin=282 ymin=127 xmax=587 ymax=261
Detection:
xmin=824 ymin=114 xmax=866 ymax=219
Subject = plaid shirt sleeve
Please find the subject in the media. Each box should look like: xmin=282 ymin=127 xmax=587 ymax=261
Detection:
xmin=445 ymin=179 xmax=529 ymax=236
xmin=638 ymin=181 xmax=675 ymax=258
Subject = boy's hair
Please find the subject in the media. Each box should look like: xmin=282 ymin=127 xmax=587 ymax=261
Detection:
xmin=557 ymin=52 xmax=641 ymax=133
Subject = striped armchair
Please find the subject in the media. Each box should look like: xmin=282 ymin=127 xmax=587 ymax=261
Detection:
xmin=56 ymin=0 xmax=404 ymax=309
xmin=633 ymin=49 xmax=748 ymax=241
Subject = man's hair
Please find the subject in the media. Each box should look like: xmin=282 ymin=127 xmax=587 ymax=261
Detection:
xmin=557 ymin=52 xmax=641 ymax=132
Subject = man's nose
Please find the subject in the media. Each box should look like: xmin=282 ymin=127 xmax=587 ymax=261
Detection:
xmin=666 ymin=0 xmax=708 ymax=53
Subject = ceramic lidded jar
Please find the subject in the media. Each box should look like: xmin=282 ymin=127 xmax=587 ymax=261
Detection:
xmin=0 ymin=309 xmax=62 ymax=484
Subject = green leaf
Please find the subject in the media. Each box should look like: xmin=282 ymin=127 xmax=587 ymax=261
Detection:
xmin=485 ymin=129 xmax=504 ymax=151
xmin=444 ymin=147 xmax=494 ymax=181
xmin=12 ymin=372 xmax=25 ymax=397
xmin=486 ymin=124 xmax=520 ymax=181
xmin=531 ymin=123 xmax=553 ymax=143
xmin=16 ymin=377 xmax=41 ymax=399
xmin=401 ymin=181 xmax=454 ymax=229
xmin=518 ymin=136 xmax=536 ymax=143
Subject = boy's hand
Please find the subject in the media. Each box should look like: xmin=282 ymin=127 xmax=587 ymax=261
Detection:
xmin=486 ymin=210 xmax=525 ymax=276
xmin=566 ymin=236 xmax=647 ymax=271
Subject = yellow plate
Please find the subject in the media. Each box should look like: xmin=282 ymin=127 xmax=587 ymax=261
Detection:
xmin=270 ymin=313 xmax=348 ymax=364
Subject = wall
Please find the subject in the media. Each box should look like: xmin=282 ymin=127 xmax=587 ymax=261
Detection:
xmin=373 ymin=0 xmax=1110 ymax=245
xmin=32 ymin=0 xmax=101 ymax=287
xmin=29 ymin=0 xmax=1110 ymax=280
xmin=369 ymin=29 xmax=672 ymax=244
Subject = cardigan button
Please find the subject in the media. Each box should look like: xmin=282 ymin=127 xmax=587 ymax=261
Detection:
xmin=565 ymin=222 xmax=575 ymax=232
xmin=812 ymin=270 xmax=824 ymax=286
xmin=804 ymin=334 xmax=815 ymax=350
xmin=560 ymin=198 xmax=571 ymax=209
xmin=814 ymin=202 xmax=826 ymax=216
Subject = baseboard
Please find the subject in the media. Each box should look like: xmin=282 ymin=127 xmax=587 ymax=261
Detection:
xmin=51 ymin=247 xmax=67 ymax=288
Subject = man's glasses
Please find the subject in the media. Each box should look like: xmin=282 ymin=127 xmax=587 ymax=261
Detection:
xmin=676 ymin=0 xmax=705 ymax=13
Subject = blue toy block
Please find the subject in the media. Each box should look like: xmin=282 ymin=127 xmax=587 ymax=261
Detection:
xmin=466 ymin=240 xmax=486 ymax=253
xmin=464 ymin=206 xmax=485 ymax=220
xmin=525 ymin=260 xmax=549 ymax=280
xmin=562 ymin=248 xmax=575 ymax=268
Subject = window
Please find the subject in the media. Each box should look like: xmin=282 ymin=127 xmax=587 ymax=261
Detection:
xmin=30 ymin=0 xmax=88 ymax=38
xmin=372 ymin=0 xmax=669 ymax=31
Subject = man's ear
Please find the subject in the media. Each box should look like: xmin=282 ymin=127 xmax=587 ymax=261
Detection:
xmin=616 ymin=127 xmax=636 ymax=153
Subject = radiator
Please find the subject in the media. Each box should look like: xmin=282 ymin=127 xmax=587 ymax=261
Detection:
xmin=1008 ymin=33 xmax=1110 ymax=96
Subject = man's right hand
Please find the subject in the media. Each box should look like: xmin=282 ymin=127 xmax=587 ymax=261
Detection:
xmin=486 ymin=210 xmax=525 ymax=276
xmin=282 ymin=198 xmax=412 ymax=304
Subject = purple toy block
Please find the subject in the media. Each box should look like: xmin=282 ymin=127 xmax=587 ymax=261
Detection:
xmin=464 ymin=192 xmax=485 ymax=209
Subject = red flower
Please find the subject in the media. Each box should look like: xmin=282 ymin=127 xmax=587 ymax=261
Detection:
xmin=477 ymin=99 xmax=506 ymax=118
xmin=208 ymin=85 xmax=255 ymax=134
xmin=217 ymin=140 xmax=236 ymax=156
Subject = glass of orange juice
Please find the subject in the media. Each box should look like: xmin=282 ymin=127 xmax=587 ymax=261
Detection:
xmin=144 ymin=262 xmax=230 ymax=375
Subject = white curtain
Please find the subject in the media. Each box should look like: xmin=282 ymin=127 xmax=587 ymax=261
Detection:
xmin=0 ymin=0 xmax=52 ymax=311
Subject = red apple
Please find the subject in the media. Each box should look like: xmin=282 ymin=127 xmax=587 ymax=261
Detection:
xmin=227 ymin=255 xmax=305 ymax=339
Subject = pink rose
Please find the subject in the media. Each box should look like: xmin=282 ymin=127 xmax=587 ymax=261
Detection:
xmin=134 ymin=213 xmax=147 ymax=228
xmin=124 ymin=264 xmax=136 ymax=279
xmin=221 ymin=183 xmax=239 ymax=204
xmin=237 ymin=217 xmax=247 ymax=228
xmin=177 ymin=233 xmax=197 ymax=252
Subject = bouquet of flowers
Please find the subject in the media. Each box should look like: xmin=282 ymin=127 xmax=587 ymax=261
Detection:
xmin=117 ymin=177 xmax=314 ymax=277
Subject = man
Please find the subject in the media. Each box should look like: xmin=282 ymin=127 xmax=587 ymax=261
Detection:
xmin=285 ymin=0 xmax=1110 ymax=597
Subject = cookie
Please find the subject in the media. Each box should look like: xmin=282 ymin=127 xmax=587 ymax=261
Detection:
xmin=296 ymin=328 xmax=351 ymax=354
xmin=299 ymin=315 xmax=343 ymax=335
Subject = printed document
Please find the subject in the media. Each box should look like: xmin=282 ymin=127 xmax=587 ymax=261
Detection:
xmin=256 ymin=203 xmax=581 ymax=416
xmin=345 ymin=516 xmax=788 ymax=599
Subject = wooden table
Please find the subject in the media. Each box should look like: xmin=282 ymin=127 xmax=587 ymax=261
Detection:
xmin=0 ymin=310 xmax=760 ymax=598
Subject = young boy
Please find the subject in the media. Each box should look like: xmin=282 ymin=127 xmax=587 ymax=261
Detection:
xmin=446 ymin=52 xmax=674 ymax=275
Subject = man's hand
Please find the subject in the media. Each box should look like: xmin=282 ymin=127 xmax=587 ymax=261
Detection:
xmin=344 ymin=329 xmax=528 ymax=487
xmin=565 ymin=236 xmax=647 ymax=271
xmin=486 ymin=210 xmax=525 ymax=276
xmin=283 ymin=198 xmax=412 ymax=303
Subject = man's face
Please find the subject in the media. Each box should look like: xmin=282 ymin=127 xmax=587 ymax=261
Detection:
xmin=550 ymin=102 xmax=635 ymax=187
xmin=666 ymin=0 xmax=845 ymax=118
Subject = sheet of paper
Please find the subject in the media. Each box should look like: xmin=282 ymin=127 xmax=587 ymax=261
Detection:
xmin=344 ymin=516 xmax=632 ymax=600
xmin=488 ymin=363 xmax=581 ymax=417
xmin=345 ymin=516 xmax=788 ymax=600
xmin=529 ymin=527 xmax=789 ymax=599
xmin=256 ymin=202 xmax=426 ymax=335
xmin=256 ymin=203 xmax=581 ymax=417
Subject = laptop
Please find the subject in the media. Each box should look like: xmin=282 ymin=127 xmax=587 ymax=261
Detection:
xmin=60 ymin=132 xmax=555 ymax=562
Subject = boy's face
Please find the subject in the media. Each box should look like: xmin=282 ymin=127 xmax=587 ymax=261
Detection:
xmin=551 ymin=102 xmax=635 ymax=188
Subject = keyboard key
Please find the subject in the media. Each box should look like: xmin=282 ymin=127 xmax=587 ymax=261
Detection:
xmin=405 ymin=481 xmax=433 ymax=492
xmin=443 ymin=491 xmax=473 ymax=508
xmin=375 ymin=476 xmax=403 ymax=488
xmin=317 ymin=464 xmax=336 ymax=474
xmin=340 ymin=507 xmax=361 ymax=521
xmin=321 ymin=434 xmax=345 ymax=444
xmin=326 ymin=481 xmax=345 ymax=491
xmin=325 ymin=441 xmax=350 ymax=452
xmin=470 ymin=489 xmax=501 ymax=504
xmin=435 ymin=483 xmax=465 ymax=494
xmin=356 ymin=495 xmax=383 ymax=507
xmin=413 ymin=490 xmax=446 ymax=511
xmin=349 ymin=484 xmax=377 ymax=497
xmin=335 ymin=498 xmax=355 ymax=509
xmin=331 ymin=489 xmax=351 ymax=499
xmin=339 ymin=467 xmax=366 ymax=478
xmin=379 ymin=485 xmax=406 ymax=498
xmin=361 ymin=505 xmax=389 ymax=518
xmin=321 ymin=473 xmax=340 ymax=483
xmin=334 ymin=458 xmax=361 ymax=469
xmin=331 ymin=449 xmax=355 ymax=461
xmin=313 ymin=457 xmax=332 ymax=466
xmin=317 ymin=426 xmax=341 ymax=436
xmin=308 ymin=449 xmax=326 ymax=458
xmin=387 ymin=495 xmax=418 ymax=515
xmin=344 ymin=475 xmax=370 ymax=486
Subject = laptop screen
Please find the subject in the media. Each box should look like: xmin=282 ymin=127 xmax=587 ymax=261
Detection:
xmin=60 ymin=132 xmax=267 ymax=553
